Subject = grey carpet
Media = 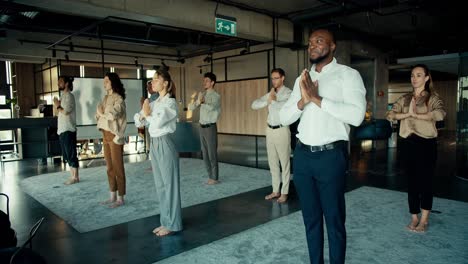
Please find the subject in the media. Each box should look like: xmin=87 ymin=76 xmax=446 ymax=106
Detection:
xmin=155 ymin=187 xmax=468 ymax=264
xmin=19 ymin=158 xmax=271 ymax=233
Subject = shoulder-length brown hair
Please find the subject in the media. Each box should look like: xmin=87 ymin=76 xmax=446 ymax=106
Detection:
xmin=156 ymin=69 xmax=176 ymax=98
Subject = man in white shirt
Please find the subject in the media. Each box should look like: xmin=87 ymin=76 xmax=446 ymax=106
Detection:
xmin=188 ymin=72 xmax=221 ymax=185
xmin=54 ymin=76 xmax=79 ymax=185
xmin=252 ymin=68 xmax=292 ymax=203
xmin=280 ymin=29 xmax=366 ymax=264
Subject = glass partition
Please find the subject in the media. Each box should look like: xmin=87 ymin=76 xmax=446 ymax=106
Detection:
xmin=456 ymin=53 xmax=468 ymax=180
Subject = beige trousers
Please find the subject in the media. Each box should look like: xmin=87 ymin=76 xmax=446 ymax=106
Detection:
xmin=102 ymin=130 xmax=126 ymax=196
xmin=266 ymin=126 xmax=291 ymax=194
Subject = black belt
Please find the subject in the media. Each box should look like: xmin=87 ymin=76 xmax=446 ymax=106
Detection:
xmin=200 ymin=123 xmax=216 ymax=128
xmin=299 ymin=140 xmax=347 ymax=153
xmin=268 ymin=124 xmax=282 ymax=129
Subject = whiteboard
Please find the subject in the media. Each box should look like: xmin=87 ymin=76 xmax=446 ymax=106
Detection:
xmin=72 ymin=78 xmax=143 ymax=126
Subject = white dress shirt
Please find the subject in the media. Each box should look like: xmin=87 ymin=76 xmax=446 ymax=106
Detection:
xmin=251 ymin=85 xmax=292 ymax=126
xmin=188 ymin=89 xmax=221 ymax=125
xmin=57 ymin=91 xmax=76 ymax=135
xmin=134 ymin=94 xmax=178 ymax=138
xmin=280 ymin=58 xmax=366 ymax=146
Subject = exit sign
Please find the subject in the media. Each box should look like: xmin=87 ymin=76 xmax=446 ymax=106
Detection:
xmin=215 ymin=16 xmax=237 ymax=37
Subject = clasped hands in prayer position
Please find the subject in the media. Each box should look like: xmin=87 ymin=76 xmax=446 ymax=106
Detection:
xmin=297 ymin=69 xmax=322 ymax=110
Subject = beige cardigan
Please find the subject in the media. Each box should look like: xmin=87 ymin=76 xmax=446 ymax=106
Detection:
xmin=386 ymin=91 xmax=445 ymax=139
xmin=96 ymin=91 xmax=127 ymax=145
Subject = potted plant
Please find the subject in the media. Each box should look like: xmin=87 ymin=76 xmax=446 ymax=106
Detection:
xmin=6 ymin=98 xmax=20 ymax=118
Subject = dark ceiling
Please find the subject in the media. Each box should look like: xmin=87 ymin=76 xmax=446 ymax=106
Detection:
xmin=1 ymin=0 xmax=466 ymax=62
xmin=0 ymin=1 xmax=261 ymax=60
xmin=215 ymin=0 xmax=466 ymax=61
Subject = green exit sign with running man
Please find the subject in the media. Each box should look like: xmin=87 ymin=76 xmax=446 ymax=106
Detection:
xmin=215 ymin=16 xmax=237 ymax=37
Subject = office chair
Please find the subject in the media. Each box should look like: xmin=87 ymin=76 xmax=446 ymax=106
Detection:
xmin=9 ymin=217 xmax=46 ymax=264
xmin=0 ymin=193 xmax=9 ymax=217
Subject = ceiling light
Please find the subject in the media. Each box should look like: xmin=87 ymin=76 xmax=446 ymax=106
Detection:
xmin=240 ymin=42 xmax=250 ymax=55
xmin=203 ymin=55 xmax=211 ymax=63
xmin=177 ymin=58 xmax=185 ymax=64
xmin=19 ymin=11 xmax=39 ymax=19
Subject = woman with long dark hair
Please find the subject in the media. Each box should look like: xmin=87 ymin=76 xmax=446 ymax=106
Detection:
xmin=96 ymin=72 xmax=127 ymax=208
xmin=134 ymin=69 xmax=182 ymax=236
xmin=387 ymin=64 xmax=446 ymax=232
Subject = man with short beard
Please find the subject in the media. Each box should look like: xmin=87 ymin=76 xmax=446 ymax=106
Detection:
xmin=54 ymin=75 xmax=79 ymax=185
xmin=280 ymin=29 xmax=366 ymax=264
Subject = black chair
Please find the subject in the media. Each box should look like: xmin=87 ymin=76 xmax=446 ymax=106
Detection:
xmin=1 ymin=193 xmax=46 ymax=263
xmin=0 ymin=193 xmax=17 ymax=248
xmin=0 ymin=193 xmax=10 ymax=217
xmin=9 ymin=217 xmax=46 ymax=264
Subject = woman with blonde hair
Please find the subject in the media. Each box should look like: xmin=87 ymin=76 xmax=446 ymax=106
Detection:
xmin=134 ymin=69 xmax=182 ymax=236
xmin=386 ymin=64 xmax=446 ymax=232
xmin=96 ymin=72 xmax=127 ymax=208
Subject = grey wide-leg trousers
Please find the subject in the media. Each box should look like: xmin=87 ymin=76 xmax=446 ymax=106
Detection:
xmin=150 ymin=135 xmax=182 ymax=232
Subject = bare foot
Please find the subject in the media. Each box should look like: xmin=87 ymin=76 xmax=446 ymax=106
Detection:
xmin=406 ymin=219 xmax=419 ymax=231
xmin=100 ymin=199 xmax=116 ymax=205
xmin=155 ymin=227 xmax=173 ymax=237
xmin=64 ymin=178 xmax=79 ymax=185
xmin=277 ymin=194 xmax=288 ymax=203
xmin=152 ymin=226 xmax=164 ymax=234
xmin=406 ymin=217 xmax=419 ymax=231
xmin=109 ymin=200 xmax=124 ymax=208
xmin=414 ymin=222 xmax=428 ymax=233
xmin=265 ymin=193 xmax=280 ymax=200
xmin=206 ymin=179 xmax=219 ymax=185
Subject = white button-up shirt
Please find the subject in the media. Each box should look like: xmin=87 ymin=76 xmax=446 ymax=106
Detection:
xmin=280 ymin=58 xmax=366 ymax=146
xmin=134 ymin=94 xmax=178 ymax=138
xmin=188 ymin=89 xmax=221 ymax=125
xmin=57 ymin=91 xmax=76 ymax=135
xmin=251 ymin=85 xmax=292 ymax=126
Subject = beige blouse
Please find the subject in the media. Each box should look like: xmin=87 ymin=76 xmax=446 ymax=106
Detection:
xmin=386 ymin=91 xmax=445 ymax=139
xmin=96 ymin=91 xmax=127 ymax=145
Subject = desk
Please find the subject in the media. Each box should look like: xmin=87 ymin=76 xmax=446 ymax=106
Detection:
xmin=0 ymin=117 xmax=57 ymax=130
xmin=0 ymin=117 xmax=60 ymax=160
